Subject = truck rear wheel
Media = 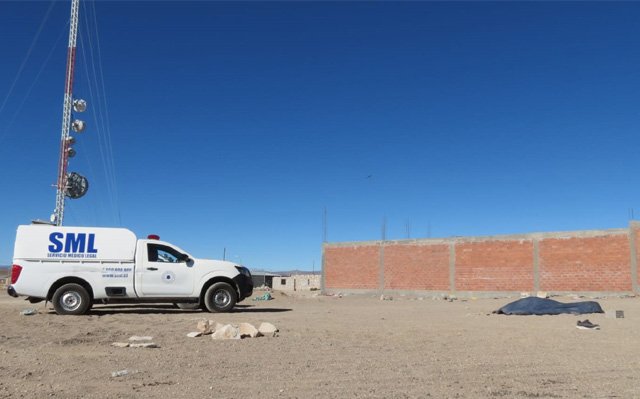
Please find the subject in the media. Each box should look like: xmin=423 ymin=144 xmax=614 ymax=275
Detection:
xmin=204 ymin=282 xmax=236 ymax=313
xmin=52 ymin=283 xmax=91 ymax=315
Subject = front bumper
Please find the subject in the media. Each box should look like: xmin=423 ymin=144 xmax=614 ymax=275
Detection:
xmin=233 ymin=274 xmax=253 ymax=301
xmin=7 ymin=285 xmax=17 ymax=298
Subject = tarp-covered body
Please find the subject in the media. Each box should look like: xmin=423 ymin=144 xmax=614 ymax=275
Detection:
xmin=495 ymin=297 xmax=604 ymax=315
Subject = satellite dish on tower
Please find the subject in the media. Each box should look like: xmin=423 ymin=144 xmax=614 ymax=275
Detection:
xmin=71 ymin=119 xmax=85 ymax=133
xmin=73 ymin=99 xmax=87 ymax=112
xmin=65 ymin=172 xmax=89 ymax=199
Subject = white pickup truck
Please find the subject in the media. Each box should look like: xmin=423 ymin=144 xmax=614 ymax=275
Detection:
xmin=7 ymin=225 xmax=253 ymax=315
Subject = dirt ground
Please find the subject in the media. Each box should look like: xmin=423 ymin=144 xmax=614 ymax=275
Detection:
xmin=1 ymin=290 xmax=639 ymax=399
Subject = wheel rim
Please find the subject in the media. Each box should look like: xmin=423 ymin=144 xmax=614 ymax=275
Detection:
xmin=213 ymin=290 xmax=231 ymax=307
xmin=60 ymin=291 xmax=82 ymax=312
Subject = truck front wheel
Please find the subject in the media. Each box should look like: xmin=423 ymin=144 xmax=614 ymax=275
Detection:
xmin=52 ymin=283 xmax=91 ymax=315
xmin=204 ymin=282 xmax=236 ymax=313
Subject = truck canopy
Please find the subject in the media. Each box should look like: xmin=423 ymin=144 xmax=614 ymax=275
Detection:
xmin=13 ymin=225 xmax=137 ymax=262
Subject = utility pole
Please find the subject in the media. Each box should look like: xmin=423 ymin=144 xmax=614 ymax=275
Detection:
xmin=322 ymin=207 xmax=327 ymax=243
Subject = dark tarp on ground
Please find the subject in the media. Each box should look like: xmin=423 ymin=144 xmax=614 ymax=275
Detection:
xmin=494 ymin=297 xmax=604 ymax=315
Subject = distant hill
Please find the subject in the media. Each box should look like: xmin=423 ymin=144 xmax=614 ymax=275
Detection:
xmin=251 ymin=269 xmax=321 ymax=276
xmin=0 ymin=265 xmax=319 ymax=278
xmin=272 ymin=269 xmax=321 ymax=276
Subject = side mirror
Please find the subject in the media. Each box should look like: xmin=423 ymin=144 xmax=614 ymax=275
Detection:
xmin=179 ymin=253 xmax=191 ymax=263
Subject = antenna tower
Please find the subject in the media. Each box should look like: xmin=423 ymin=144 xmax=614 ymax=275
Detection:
xmin=52 ymin=0 xmax=88 ymax=226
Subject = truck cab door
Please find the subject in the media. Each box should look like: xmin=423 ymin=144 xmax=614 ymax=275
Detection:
xmin=137 ymin=243 xmax=195 ymax=296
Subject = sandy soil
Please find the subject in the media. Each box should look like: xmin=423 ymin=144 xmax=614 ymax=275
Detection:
xmin=1 ymin=290 xmax=639 ymax=399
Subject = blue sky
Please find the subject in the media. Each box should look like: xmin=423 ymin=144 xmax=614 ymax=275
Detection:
xmin=1 ymin=1 xmax=640 ymax=270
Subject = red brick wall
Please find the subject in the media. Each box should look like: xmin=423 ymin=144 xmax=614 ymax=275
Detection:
xmin=633 ymin=223 xmax=640 ymax=289
xmin=539 ymin=235 xmax=631 ymax=292
xmin=323 ymin=225 xmax=637 ymax=294
xmin=383 ymin=243 xmax=449 ymax=290
xmin=324 ymin=245 xmax=379 ymax=290
xmin=455 ymin=240 xmax=534 ymax=291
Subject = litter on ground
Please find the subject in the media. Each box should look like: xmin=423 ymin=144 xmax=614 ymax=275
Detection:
xmin=253 ymin=292 xmax=272 ymax=301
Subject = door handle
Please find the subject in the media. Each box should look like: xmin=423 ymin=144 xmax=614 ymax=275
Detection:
xmin=146 ymin=267 xmax=158 ymax=271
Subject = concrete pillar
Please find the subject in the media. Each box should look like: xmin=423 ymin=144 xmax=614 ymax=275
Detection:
xmin=629 ymin=221 xmax=639 ymax=293
xmin=378 ymin=242 xmax=385 ymax=293
xmin=320 ymin=244 xmax=326 ymax=293
xmin=533 ymin=238 xmax=540 ymax=292
xmin=449 ymin=242 xmax=456 ymax=293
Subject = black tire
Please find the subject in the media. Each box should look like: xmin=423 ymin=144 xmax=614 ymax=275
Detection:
xmin=204 ymin=282 xmax=237 ymax=313
xmin=52 ymin=283 xmax=91 ymax=315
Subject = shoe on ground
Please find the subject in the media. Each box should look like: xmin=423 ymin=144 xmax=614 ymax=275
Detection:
xmin=576 ymin=319 xmax=600 ymax=330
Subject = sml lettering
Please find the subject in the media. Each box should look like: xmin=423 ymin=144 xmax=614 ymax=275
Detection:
xmin=48 ymin=232 xmax=98 ymax=254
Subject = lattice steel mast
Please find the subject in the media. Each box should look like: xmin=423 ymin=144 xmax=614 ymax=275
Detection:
xmin=52 ymin=0 xmax=88 ymax=226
